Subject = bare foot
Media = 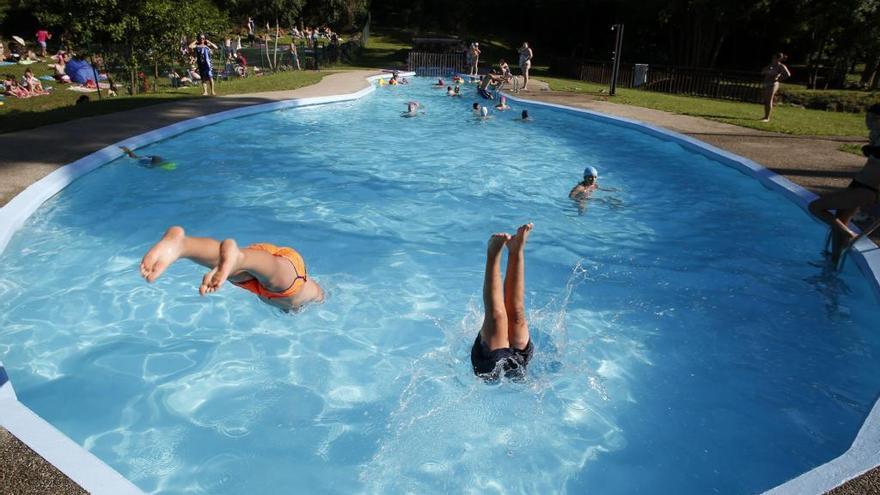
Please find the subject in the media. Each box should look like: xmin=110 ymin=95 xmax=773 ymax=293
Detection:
xmin=488 ymin=233 xmax=511 ymax=256
xmin=200 ymin=239 xmax=242 ymax=295
xmin=141 ymin=226 xmax=186 ymax=283
xmin=507 ymin=223 xmax=533 ymax=252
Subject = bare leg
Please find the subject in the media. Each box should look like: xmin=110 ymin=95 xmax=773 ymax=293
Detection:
xmin=209 ymin=79 xmax=216 ymax=96
xmin=808 ymin=188 xmax=875 ymax=239
xmin=522 ymin=65 xmax=530 ymax=91
xmin=201 ymin=80 xmax=208 ymax=96
xmin=480 ymin=233 xmax=511 ymax=351
xmin=141 ymin=226 xmax=299 ymax=295
xmin=504 ymin=223 xmax=532 ymax=350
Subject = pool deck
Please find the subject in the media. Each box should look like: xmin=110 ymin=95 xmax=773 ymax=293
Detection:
xmin=519 ymin=82 xmax=866 ymax=196
xmin=0 ymin=70 xmax=879 ymax=494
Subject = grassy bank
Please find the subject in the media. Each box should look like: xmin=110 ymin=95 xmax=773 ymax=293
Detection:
xmin=535 ymin=75 xmax=867 ymax=137
xmin=0 ymin=62 xmax=324 ymax=134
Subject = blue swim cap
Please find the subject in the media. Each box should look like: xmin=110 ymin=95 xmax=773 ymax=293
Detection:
xmin=583 ymin=166 xmax=599 ymax=178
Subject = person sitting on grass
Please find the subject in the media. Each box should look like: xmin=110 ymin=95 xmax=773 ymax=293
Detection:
xmin=809 ymin=103 xmax=880 ymax=264
xmin=188 ymin=34 xmax=218 ymax=96
xmin=471 ymin=223 xmax=535 ymax=380
xmin=140 ymin=226 xmax=325 ymax=312
xmin=21 ymin=68 xmax=48 ymax=95
xmin=3 ymin=74 xmax=30 ymax=98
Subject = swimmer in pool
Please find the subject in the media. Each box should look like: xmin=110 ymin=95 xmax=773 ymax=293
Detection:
xmin=471 ymin=223 xmax=535 ymax=380
xmin=446 ymin=86 xmax=454 ymax=96
xmin=119 ymin=146 xmax=174 ymax=169
xmin=472 ymin=102 xmax=481 ymax=115
xmin=402 ymin=101 xmax=420 ymax=117
xmin=453 ymin=85 xmax=462 ymax=96
xmin=569 ymin=166 xmax=599 ymax=200
xmin=495 ymin=95 xmax=510 ymax=111
xmin=519 ymin=109 xmax=531 ymax=121
xmin=140 ymin=226 xmax=324 ymax=312
xmin=478 ymin=106 xmax=490 ymax=119
xmin=435 ymin=78 xmax=445 ymax=87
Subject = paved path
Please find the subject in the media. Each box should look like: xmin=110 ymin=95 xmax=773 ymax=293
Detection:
xmin=0 ymin=70 xmax=382 ymax=206
xmin=518 ymin=85 xmax=867 ymax=196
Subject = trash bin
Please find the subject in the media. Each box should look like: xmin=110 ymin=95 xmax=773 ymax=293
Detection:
xmin=633 ymin=63 xmax=649 ymax=87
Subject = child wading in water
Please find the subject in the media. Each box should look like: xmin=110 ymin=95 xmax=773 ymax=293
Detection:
xmin=141 ymin=226 xmax=324 ymax=312
xmin=471 ymin=223 xmax=534 ymax=380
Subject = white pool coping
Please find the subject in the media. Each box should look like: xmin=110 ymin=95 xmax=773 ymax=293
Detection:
xmin=503 ymin=90 xmax=880 ymax=494
xmin=0 ymin=73 xmax=875 ymax=493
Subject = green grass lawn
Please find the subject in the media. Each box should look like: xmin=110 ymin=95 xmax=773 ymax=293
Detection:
xmin=0 ymin=61 xmax=324 ymax=133
xmin=535 ymin=74 xmax=868 ymax=137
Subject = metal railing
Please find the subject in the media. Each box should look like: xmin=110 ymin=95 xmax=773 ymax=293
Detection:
xmin=578 ymin=61 xmax=765 ymax=103
xmin=407 ymin=51 xmax=467 ymax=77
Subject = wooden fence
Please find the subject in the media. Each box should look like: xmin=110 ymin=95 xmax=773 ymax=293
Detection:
xmin=407 ymin=51 xmax=468 ymax=77
xmin=579 ymin=62 xmax=764 ymax=103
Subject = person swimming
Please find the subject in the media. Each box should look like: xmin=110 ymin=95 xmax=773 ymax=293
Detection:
xmin=119 ymin=146 xmax=175 ymax=170
xmin=446 ymin=86 xmax=454 ymax=96
xmin=479 ymin=106 xmax=490 ymax=119
xmin=435 ymin=78 xmax=445 ymax=87
xmin=519 ymin=109 xmax=531 ymax=121
xmin=471 ymin=224 xmax=535 ymax=380
xmin=402 ymin=101 xmax=420 ymax=117
xmin=495 ymin=95 xmax=510 ymax=111
xmin=472 ymin=102 xmax=481 ymax=115
xmin=453 ymin=85 xmax=462 ymax=96
xmin=569 ymin=166 xmax=599 ymax=200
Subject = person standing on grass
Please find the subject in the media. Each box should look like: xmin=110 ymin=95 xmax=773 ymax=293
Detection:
xmin=35 ymin=28 xmax=51 ymax=58
xmin=247 ymin=17 xmax=256 ymax=46
xmin=809 ymin=103 xmax=880 ymax=264
xmin=189 ymin=34 xmax=218 ymax=96
xmin=760 ymin=52 xmax=791 ymax=122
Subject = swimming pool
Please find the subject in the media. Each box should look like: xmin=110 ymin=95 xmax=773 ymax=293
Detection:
xmin=1 ymin=78 xmax=879 ymax=494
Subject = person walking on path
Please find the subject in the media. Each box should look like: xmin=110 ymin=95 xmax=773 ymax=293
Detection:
xmin=519 ymin=42 xmax=533 ymax=91
xmin=761 ymin=52 xmax=791 ymax=122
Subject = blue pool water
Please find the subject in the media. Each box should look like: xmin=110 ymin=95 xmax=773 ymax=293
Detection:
xmin=2 ymin=79 xmax=880 ymax=494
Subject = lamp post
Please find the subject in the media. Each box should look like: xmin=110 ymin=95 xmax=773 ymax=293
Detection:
xmin=610 ymin=24 xmax=624 ymax=96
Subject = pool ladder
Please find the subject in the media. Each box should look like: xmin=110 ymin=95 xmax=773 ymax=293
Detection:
xmin=826 ymin=216 xmax=880 ymax=271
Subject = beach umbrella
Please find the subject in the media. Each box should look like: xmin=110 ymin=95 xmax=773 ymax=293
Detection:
xmin=12 ymin=36 xmax=26 ymax=46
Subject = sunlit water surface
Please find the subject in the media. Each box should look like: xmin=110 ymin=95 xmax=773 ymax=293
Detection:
xmin=1 ymin=79 xmax=879 ymax=494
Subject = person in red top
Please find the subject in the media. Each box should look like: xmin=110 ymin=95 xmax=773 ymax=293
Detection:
xmin=35 ymin=29 xmax=51 ymax=57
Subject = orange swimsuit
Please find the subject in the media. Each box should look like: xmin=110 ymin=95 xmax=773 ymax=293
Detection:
xmin=232 ymin=243 xmax=308 ymax=299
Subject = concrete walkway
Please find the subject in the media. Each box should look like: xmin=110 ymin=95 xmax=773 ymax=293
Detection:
xmin=0 ymin=70 xmax=383 ymax=206
xmin=517 ymin=83 xmax=867 ymax=196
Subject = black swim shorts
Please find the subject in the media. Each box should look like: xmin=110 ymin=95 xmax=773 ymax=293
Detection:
xmin=848 ymin=179 xmax=880 ymax=202
xmin=470 ymin=334 xmax=534 ymax=380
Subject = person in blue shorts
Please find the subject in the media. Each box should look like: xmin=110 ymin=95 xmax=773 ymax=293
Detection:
xmin=189 ymin=34 xmax=218 ymax=96
xmin=471 ymin=223 xmax=535 ymax=380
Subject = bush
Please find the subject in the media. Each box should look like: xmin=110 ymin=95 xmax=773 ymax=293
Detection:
xmin=778 ymin=87 xmax=879 ymax=113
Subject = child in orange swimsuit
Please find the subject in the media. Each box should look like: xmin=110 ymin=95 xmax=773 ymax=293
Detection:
xmin=140 ymin=226 xmax=324 ymax=312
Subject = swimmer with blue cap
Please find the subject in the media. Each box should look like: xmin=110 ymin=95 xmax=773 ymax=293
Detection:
xmin=569 ymin=166 xmax=599 ymax=200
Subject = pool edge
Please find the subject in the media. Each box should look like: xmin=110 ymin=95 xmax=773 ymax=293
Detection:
xmin=0 ymin=71 xmax=412 ymax=494
xmin=501 ymin=90 xmax=880 ymax=495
